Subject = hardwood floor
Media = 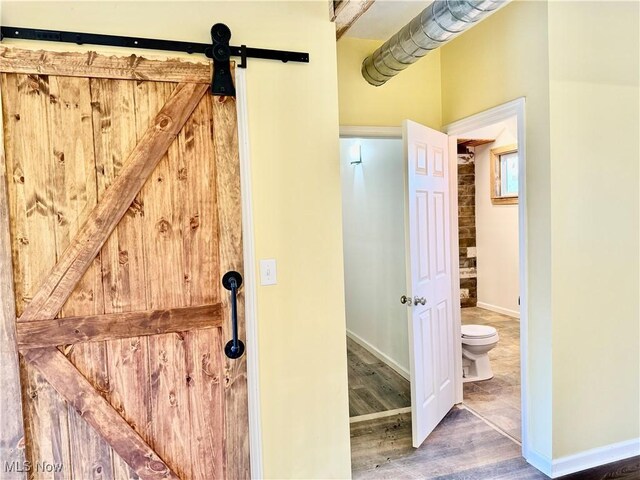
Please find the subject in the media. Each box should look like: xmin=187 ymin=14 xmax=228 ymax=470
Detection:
xmin=347 ymin=337 xmax=411 ymax=417
xmin=347 ymin=311 xmax=640 ymax=479
xmin=351 ymin=407 xmax=545 ymax=479
xmin=462 ymin=307 xmax=521 ymax=440
xmin=350 ymin=406 xmax=640 ymax=479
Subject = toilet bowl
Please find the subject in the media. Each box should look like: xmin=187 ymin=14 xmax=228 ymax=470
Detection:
xmin=461 ymin=324 xmax=499 ymax=383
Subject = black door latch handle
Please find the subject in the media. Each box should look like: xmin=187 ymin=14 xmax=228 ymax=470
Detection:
xmin=222 ymin=271 xmax=244 ymax=359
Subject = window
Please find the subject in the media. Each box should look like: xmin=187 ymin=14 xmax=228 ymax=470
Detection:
xmin=490 ymin=144 xmax=518 ymax=205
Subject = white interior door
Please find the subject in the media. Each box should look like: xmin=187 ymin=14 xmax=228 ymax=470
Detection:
xmin=403 ymin=120 xmax=456 ymax=448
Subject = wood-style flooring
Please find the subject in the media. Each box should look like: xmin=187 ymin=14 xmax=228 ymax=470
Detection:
xmin=350 ymin=406 xmax=640 ymax=479
xmin=462 ymin=307 xmax=521 ymax=440
xmin=348 ymin=310 xmax=639 ymax=479
xmin=348 ymin=337 xmax=411 ymax=417
xmin=351 ymin=407 xmax=543 ymax=479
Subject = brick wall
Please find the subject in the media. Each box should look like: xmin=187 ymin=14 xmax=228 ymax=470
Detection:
xmin=458 ymin=152 xmax=477 ymax=307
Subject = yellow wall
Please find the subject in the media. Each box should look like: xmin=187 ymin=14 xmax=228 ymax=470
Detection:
xmin=548 ymin=1 xmax=639 ymax=457
xmin=4 ymin=0 xmax=638 ymax=475
xmin=337 ymin=37 xmax=442 ymax=129
xmin=442 ymin=0 xmax=640 ymax=462
xmin=440 ymin=0 xmax=553 ymax=460
xmin=0 ymin=1 xmax=351 ymax=478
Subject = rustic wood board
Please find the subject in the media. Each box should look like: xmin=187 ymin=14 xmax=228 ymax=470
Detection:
xmin=182 ymin=90 xmax=224 ymax=480
xmin=0 ymin=72 xmax=26 ymax=479
xmin=46 ymin=73 xmax=113 ymax=480
xmin=3 ymin=75 xmax=207 ymax=478
xmin=0 ymin=48 xmax=247 ymax=478
xmin=90 ymin=76 xmax=152 ymax=480
xmin=1 ymin=72 xmax=73 ymax=478
xmin=17 ymin=304 xmax=222 ymax=349
xmin=18 ymin=81 xmax=208 ymax=324
xmin=0 ymin=46 xmax=211 ymax=84
xmin=23 ymin=348 xmax=178 ymax=480
xmin=135 ymin=80 xmax=192 ymax=479
xmin=334 ymin=0 xmax=376 ymax=39
xmin=212 ymin=94 xmax=250 ymax=479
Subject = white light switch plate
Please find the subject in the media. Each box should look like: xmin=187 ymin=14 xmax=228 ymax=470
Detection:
xmin=260 ymin=259 xmax=277 ymax=286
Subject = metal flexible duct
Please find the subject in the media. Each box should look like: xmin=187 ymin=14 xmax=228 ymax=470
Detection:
xmin=362 ymin=0 xmax=506 ymax=86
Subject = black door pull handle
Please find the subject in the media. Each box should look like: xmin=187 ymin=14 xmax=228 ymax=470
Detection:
xmin=222 ymin=271 xmax=244 ymax=359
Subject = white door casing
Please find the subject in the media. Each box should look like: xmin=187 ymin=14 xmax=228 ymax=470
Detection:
xmin=403 ymin=120 xmax=456 ymax=447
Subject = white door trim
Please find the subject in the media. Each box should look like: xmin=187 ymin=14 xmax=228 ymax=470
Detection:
xmin=444 ymin=97 xmax=529 ymax=461
xmin=235 ymin=68 xmax=263 ymax=480
xmin=446 ymin=134 xmax=463 ymax=407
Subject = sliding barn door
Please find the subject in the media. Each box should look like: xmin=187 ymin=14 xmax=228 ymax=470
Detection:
xmin=0 ymin=48 xmax=249 ymax=479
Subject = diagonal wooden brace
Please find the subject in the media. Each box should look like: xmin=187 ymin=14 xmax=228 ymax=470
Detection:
xmin=19 ymin=81 xmax=209 ymax=323
xmin=23 ymin=348 xmax=180 ymax=480
xmin=18 ymin=81 xmax=209 ymax=480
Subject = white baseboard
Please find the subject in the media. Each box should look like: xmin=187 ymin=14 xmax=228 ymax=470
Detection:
xmin=346 ymin=329 xmax=410 ymax=380
xmin=477 ymin=301 xmax=520 ymax=319
xmin=551 ymin=437 xmax=640 ymax=478
xmin=524 ymin=447 xmax=553 ymax=478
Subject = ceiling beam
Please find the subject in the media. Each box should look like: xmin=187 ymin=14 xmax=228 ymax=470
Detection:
xmin=333 ymin=0 xmax=376 ymax=39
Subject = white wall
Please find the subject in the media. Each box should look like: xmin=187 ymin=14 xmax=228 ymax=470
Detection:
xmin=340 ymin=138 xmax=409 ymax=375
xmin=474 ymin=117 xmax=520 ymax=317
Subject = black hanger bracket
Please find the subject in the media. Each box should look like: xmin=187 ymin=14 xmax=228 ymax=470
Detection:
xmin=0 ymin=24 xmax=310 ymax=97
xmin=209 ymin=23 xmax=235 ymax=96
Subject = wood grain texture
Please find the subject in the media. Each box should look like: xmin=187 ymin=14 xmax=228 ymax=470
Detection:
xmin=0 ymin=46 xmax=211 ymax=84
xmin=22 ymin=348 xmax=178 ymax=480
xmin=134 ymin=81 xmax=193 ymax=479
xmin=179 ymin=91 xmax=224 ymax=480
xmin=212 ymin=94 xmax=250 ymax=479
xmin=347 ymin=338 xmax=410 ymax=417
xmin=1 ymin=72 xmax=73 ymax=479
xmin=46 ymin=73 xmax=114 ymax=480
xmin=457 ymin=138 xmax=495 ymax=148
xmin=90 ymin=76 xmax=151 ymax=480
xmin=3 ymin=61 xmax=246 ymax=478
xmin=0 ymin=77 xmax=26 ymax=478
xmin=17 ymin=304 xmax=222 ymax=349
xmin=18 ymin=81 xmax=209 ymax=324
xmin=351 ymin=408 xmax=538 ymax=479
xmin=329 ymin=0 xmax=337 ymax=21
xmin=334 ymin=0 xmax=376 ymax=39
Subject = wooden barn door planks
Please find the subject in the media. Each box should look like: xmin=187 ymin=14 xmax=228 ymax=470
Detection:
xmin=0 ymin=47 xmax=249 ymax=480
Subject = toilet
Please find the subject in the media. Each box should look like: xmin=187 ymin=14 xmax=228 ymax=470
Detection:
xmin=461 ymin=324 xmax=499 ymax=383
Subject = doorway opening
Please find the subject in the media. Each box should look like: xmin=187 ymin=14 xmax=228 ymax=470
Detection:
xmin=446 ymin=98 xmax=529 ymax=451
xmin=341 ymin=99 xmax=531 ymax=478
xmin=339 ymin=131 xmax=412 ymax=422
xmin=454 ymin=115 xmax=522 ymax=443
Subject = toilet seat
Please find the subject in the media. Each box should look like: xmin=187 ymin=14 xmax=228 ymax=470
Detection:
xmin=461 ymin=325 xmax=499 ymax=346
xmin=462 ymin=325 xmax=497 ymax=338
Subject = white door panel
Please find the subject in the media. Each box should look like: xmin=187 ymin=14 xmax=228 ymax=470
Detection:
xmin=404 ymin=120 xmax=456 ymax=448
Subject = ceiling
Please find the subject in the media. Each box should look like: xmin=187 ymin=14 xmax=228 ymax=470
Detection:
xmin=344 ymin=1 xmax=434 ymax=41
